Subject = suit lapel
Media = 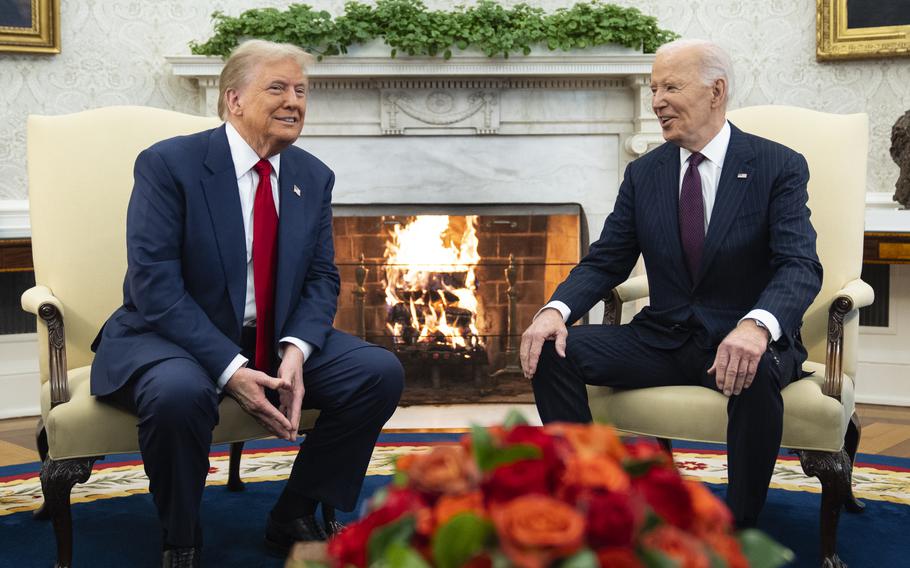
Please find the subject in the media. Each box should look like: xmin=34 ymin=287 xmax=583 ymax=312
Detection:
xmin=201 ymin=126 xmax=246 ymax=332
xmin=651 ymin=145 xmax=691 ymax=284
xmin=274 ymin=151 xmax=318 ymax=336
xmin=695 ymin=125 xmax=755 ymax=286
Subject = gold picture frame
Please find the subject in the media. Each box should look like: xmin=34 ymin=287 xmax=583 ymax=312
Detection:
xmin=0 ymin=0 xmax=60 ymax=54
xmin=817 ymin=0 xmax=910 ymax=61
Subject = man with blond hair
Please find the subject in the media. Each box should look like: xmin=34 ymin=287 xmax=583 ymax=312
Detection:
xmin=521 ymin=39 xmax=822 ymax=527
xmin=91 ymin=40 xmax=403 ymax=566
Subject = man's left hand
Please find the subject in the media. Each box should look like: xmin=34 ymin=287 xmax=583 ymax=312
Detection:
xmin=708 ymin=320 xmax=770 ymax=397
xmin=277 ymin=344 xmax=306 ymax=439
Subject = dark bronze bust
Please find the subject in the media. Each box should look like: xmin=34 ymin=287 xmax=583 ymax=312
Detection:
xmin=891 ymin=109 xmax=910 ymax=209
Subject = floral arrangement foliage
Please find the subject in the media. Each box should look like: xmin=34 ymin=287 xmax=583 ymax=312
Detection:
xmin=189 ymin=0 xmax=678 ymax=59
xmin=320 ymin=413 xmax=793 ymax=568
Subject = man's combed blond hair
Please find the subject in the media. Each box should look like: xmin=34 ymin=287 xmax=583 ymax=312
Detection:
xmin=217 ymin=39 xmax=315 ymax=120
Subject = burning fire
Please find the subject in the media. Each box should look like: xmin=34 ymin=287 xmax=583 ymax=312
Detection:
xmin=384 ymin=215 xmax=483 ymax=349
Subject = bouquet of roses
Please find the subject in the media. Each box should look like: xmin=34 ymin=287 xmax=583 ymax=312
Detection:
xmin=322 ymin=413 xmax=792 ymax=568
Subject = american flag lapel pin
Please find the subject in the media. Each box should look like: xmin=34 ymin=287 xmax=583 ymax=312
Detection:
xmin=737 ymin=173 xmax=748 ymax=179
xmin=293 ymin=185 xmax=301 ymax=197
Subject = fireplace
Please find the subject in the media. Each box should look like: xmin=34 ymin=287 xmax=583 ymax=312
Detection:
xmin=332 ymin=204 xmax=584 ymax=404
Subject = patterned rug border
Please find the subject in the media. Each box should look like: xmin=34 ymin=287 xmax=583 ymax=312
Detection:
xmin=3 ymin=436 xmax=910 ymax=517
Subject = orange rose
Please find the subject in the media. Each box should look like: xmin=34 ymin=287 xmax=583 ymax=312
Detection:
xmin=434 ymin=491 xmax=486 ymax=528
xmin=685 ymin=481 xmax=733 ymax=536
xmin=596 ymin=547 xmax=644 ymax=568
xmin=641 ymin=526 xmax=710 ymax=568
xmin=546 ymin=422 xmax=627 ymax=461
xmin=560 ymin=455 xmax=630 ymax=494
xmin=405 ymin=445 xmax=480 ymax=495
xmin=702 ymin=533 xmax=749 ymax=568
xmin=491 ymin=495 xmax=585 ymax=568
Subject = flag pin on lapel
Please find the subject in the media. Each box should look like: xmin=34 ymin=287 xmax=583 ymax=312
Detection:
xmin=293 ymin=185 xmax=301 ymax=197
xmin=737 ymin=173 xmax=748 ymax=179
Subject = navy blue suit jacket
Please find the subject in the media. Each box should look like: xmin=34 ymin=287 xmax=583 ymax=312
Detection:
xmin=551 ymin=123 xmax=823 ymax=355
xmin=91 ymin=125 xmax=341 ymax=396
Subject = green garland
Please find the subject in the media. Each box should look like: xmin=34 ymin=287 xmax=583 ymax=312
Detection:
xmin=189 ymin=0 xmax=678 ymax=59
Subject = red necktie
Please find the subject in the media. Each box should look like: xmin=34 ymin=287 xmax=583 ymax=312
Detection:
xmin=679 ymin=152 xmax=706 ymax=278
xmin=252 ymin=159 xmax=278 ymax=373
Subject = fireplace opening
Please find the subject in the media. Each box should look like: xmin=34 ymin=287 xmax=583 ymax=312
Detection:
xmin=332 ymin=204 xmax=585 ymax=405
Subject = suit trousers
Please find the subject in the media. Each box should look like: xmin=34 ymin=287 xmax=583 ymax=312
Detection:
xmin=104 ymin=328 xmax=404 ymax=548
xmin=532 ymin=323 xmax=801 ymax=526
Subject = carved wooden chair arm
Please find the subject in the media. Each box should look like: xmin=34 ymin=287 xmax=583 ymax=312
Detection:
xmin=21 ymin=285 xmax=69 ymax=408
xmin=602 ymin=275 xmax=650 ymax=325
xmin=824 ymin=278 xmax=874 ymax=400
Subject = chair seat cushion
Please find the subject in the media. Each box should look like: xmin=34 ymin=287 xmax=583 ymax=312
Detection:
xmin=41 ymin=366 xmax=320 ymax=460
xmin=587 ymin=361 xmax=854 ymax=452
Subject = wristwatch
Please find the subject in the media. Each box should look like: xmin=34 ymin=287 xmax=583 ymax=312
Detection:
xmin=750 ymin=318 xmax=772 ymax=342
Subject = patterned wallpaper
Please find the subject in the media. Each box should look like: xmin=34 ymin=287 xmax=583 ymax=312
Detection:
xmin=1 ymin=0 xmax=908 ymax=201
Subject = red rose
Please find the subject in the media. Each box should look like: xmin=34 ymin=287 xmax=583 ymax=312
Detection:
xmin=633 ymin=467 xmax=693 ymax=529
xmin=327 ymin=488 xmax=424 ymax=568
xmin=585 ymin=491 xmax=641 ymax=548
xmin=504 ymin=425 xmax=559 ymax=466
xmin=596 ymin=547 xmax=645 ymax=568
xmin=483 ymin=459 xmax=550 ymax=504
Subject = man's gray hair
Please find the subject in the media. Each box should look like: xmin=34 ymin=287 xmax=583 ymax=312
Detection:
xmin=656 ymin=39 xmax=735 ymax=101
xmin=218 ymin=39 xmax=315 ymax=120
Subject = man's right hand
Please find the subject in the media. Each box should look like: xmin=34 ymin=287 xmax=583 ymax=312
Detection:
xmin=224 ymin=367 xmax=295 ymax=441
xmin=520 ymin=308 xmax=568 ymax=379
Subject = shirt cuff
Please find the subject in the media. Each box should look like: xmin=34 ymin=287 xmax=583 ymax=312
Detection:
xmin=279 ymin=336 xmax=314 ymax=363
xmin=740 ymin=309 xmax=781 ymax=341
xmin=217 ymin=353 xmax=248 ymax=393
xmin=535 ymin=301 xmax=571 ymax=324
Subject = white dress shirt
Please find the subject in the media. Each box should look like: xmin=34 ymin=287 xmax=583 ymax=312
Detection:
xmin=217 ymin=123 xmax=314 ymax=390
xmin=540 ymin=120 xmax=782 ymax=341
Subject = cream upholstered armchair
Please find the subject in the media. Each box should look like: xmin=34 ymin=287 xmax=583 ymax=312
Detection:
xmin=589 ymin=106 xmax=873 ymax=568
xmin=23 ymin=106 xmax=320 ymax=568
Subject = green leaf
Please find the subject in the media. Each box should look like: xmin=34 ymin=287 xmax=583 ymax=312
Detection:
xmin=384 ymin=542 xmax=432 ymax=568
xmin=432 ymin=513 xmax=494 ymax=568
xmin=737 ymin=529 xmax=795 ymax=568
xmin=502 ymin=409 xmax=529 ymax=428
xmin=559 ymin=548 xmax=599 ymax=568
xmin=367 ymin=515 xmax=417 ymax=565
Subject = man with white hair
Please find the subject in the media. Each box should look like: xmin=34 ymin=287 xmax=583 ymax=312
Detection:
xmin=521 ymin=39 xmax=822 ymax=526
xmin=91 ymin=40 xmax=403 ymax=567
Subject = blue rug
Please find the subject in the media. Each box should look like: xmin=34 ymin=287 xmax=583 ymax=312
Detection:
xmin=1 ymin=434 xmax=909 ymax=567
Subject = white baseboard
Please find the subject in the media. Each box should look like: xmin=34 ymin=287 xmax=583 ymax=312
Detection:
xmin=854 ymin=361 xmax=910 ymax=407
xmin=0 ymin=333 xmax=40 ymax=419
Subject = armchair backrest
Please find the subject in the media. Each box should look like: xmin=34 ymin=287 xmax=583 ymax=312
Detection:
xmin=26 ymin=106 xmax=220 ymax=381
xmin=726 ymin=106 xmax=868 ymax=377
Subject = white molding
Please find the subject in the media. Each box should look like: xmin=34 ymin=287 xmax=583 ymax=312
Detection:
xmin=0 ymin=199 xmax=30 ymax=238
xmin=0 ymin=333 xmax=40 ymax=419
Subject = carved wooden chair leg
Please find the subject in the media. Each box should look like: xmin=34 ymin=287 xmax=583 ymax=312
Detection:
xmin=227 ymin=441 xmax=245 ymax=492
xmin=40 ymin=457 xmax=97 ymax=568
xmin=33 ymin=420 xmax=51 ymax=521
xmin=797 ymin=449 xmax=850 ymax=568
xmin=657 ymin=437 xmax=673 ymax=457
xmin=842 ymin=412 xmax=865 ymax=513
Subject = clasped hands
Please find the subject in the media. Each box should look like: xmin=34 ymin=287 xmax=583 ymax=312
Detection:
xmin=224 ymin=344 xmax=305 ymax=441
xmin=519 ymin=309 xmax=770 ymax=398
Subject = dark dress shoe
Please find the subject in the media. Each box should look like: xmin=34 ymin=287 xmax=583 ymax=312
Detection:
xmin=161 ymin=547 xmax=200 ymax=568
xmin=265 ymin=513 xmax=328 ymax=555
xmin=325 ymin=519 xmax=346 ymax=537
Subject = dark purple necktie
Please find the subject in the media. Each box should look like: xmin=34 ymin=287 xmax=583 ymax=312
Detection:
xmin=679 ymin=152 xmax=706 ymax=278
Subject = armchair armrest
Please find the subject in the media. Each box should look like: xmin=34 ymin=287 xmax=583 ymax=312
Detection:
xmin=824 ymin=278 xmax=874 ymax=400
xmin=603 ymin=275 xmax=649 ymax=325
xmin=21 ymin=285 xmax=69 ymax=407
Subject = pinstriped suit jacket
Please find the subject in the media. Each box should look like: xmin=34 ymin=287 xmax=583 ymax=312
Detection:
xmin=551 ymin=123 xmax=823 ymax=353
